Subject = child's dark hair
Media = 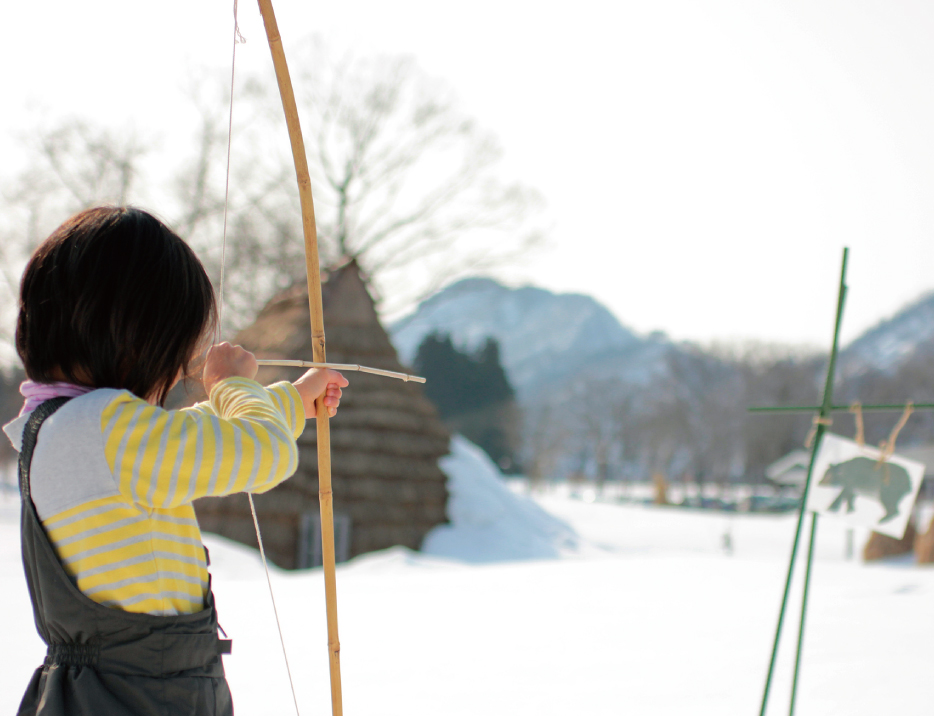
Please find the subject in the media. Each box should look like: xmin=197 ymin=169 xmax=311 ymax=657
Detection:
xmin=16 ymin=206 xmax=217 ymax=406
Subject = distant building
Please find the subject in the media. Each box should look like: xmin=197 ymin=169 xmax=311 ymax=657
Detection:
xmin=195 ymin=262 xmax=451 ymax=569
xmin=765 ymin=450 xmax=811 ymax=489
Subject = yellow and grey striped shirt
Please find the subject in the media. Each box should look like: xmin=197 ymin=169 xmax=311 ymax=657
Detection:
xmin=4 ymin=378 xmax=305 ymax=616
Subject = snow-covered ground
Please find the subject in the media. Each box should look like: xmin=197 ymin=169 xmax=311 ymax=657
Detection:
xmin=2 ymin=446 xmax=933 ymax=715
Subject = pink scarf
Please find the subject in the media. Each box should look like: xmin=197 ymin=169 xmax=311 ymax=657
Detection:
xmin=19 ymin=381 xmax=94 ymax=416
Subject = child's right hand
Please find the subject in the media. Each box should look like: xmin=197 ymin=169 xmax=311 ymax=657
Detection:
xmin=202 ymin=342 xmax=259 ymax=394
xmin=293 ymin=368 xmax=349 ymax=418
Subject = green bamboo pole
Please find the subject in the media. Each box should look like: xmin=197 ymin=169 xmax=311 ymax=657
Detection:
xmin=758 ymin=247 xmax=848 ymax=716
xmin=750 ymin=403 xmax=934 ymax=413
xmin=789 ymin=512 xmax=819 ymax=716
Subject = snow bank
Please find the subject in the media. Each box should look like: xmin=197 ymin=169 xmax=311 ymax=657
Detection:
xmin=421 ymin=435 xmax=578 ymax=562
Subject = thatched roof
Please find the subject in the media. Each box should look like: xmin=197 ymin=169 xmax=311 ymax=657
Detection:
xmin=195 ymin=262 xmax=450 ymax=568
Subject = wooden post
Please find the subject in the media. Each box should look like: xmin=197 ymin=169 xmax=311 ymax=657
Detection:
xmin=255 ymin=2 xmax=343 ymax=714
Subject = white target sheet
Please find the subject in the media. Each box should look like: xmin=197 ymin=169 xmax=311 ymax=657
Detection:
xmin=805 ymin=433 xmax=924 ymax=539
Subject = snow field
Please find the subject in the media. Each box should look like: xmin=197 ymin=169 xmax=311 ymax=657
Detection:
xmin=1 ymin=437 xmax=933 ymax=715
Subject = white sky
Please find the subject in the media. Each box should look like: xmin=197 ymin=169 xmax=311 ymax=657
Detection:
xmin=3 ymin=0 xmax=934 ymax=348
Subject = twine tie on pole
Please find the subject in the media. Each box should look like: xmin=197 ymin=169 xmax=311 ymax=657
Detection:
xmin=803 ymin=415 xmax=832 ymax=450
xmin=877 ymin=401 xmax=913 ymax=471
xmin=850 ymin=402 xmax=864 ymax=447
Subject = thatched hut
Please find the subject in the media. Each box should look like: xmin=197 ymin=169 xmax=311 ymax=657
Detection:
xmin=194 ymin=262 xmax=450 ymax=568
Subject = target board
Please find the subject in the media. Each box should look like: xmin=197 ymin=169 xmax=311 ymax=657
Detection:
xmin=805 ymin=433 xmax=924 ymax=539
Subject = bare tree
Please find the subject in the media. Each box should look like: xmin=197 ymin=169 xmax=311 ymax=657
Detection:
xmin=296 ymin=44 xmax=543 ymax=300
xmin=0 ymin=121 xmax=151 ymax=361
xmin=522 ymin=403 xmax=572 ymax=492
xmin=28 ymin=121 xmax=147 ymax=209
xmin=0 ymin=41 xmax=543 ymax=356
xmin=732 ymin=344 xmax=823 ymax=482
xmin=574 ymin=378 xmax=638 ymax=495
xmin=177 ymin=37 xmax=545 ymax=329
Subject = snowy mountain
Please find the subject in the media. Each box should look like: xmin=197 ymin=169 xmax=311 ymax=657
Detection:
xmin=391 ymin=278 xmax=671 ymax=398
xmin=392 ymin=276 xmax=934 ymax=394
xmin=842 ymin=292 xmax=934 ymax=374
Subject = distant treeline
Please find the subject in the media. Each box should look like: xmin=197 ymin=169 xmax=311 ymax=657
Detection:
xmin=414 ymin=331 xmax=934 ymax=489
xmin=520 ymin=340 xmax=934 ymax=489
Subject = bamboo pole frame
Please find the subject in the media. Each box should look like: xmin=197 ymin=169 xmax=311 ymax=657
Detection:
xmin=752 ymin=249 xmax=933 ymax=715
xmin=255 ymin=2 xmax=343 ymax=713
xmin=751 ymin=248 xmax=934 ymax=715
xmin=756 ymin=247 xmax=848 ymax=716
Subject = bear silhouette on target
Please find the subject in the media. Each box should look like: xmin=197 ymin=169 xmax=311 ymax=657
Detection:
xmin=818 ymin=457 xmax=911 ymax=524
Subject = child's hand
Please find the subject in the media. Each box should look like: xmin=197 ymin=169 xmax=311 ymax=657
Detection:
xmin=293 ymin=368 xmax=348 ymax=418
xmin=202 ymin=342 xmax=259 ymax=394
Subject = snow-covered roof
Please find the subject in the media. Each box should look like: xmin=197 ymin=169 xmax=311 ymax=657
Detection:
xmin=765 ymin=449 xmax=811 ymax=485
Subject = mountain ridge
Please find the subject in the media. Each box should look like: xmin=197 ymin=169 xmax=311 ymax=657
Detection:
xmin=390 ymin=277 xmax=656 ymax=398
xmin=389 ymin=276 xmax=934 ymax=481
xmin=393 ymin=276 xmax=934 ymax=389
xmin=841 ymin=291 xmax=934 ymax=375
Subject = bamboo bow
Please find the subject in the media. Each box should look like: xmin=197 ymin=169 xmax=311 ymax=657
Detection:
xmin=255 ymin=2 xmax=344 ymax=713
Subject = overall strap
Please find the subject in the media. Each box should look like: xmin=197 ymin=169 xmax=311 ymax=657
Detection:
xmin=19 ymin=397 xmax=71 ymax=501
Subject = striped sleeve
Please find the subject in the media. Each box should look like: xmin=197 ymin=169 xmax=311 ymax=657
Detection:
xmin=101 ymin=379 xmax=307 ymax=509
xmin=183 ymin=381 xmax=305 ymax=439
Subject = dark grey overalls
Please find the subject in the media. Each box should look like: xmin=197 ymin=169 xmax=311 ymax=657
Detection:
xmin=17 ymin=398 xmax=234 ymax=716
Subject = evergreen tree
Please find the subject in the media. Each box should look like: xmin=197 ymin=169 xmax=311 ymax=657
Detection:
xmin=414 ymin=333 xmax=520 ymax=471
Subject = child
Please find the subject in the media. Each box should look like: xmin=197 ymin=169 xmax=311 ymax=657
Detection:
xmin=5 ymin=206 xmax=348 ymax=716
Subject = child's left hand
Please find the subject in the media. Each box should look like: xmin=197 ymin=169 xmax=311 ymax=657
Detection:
xmin=293 ymin=368 xmax=349 ymax=418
